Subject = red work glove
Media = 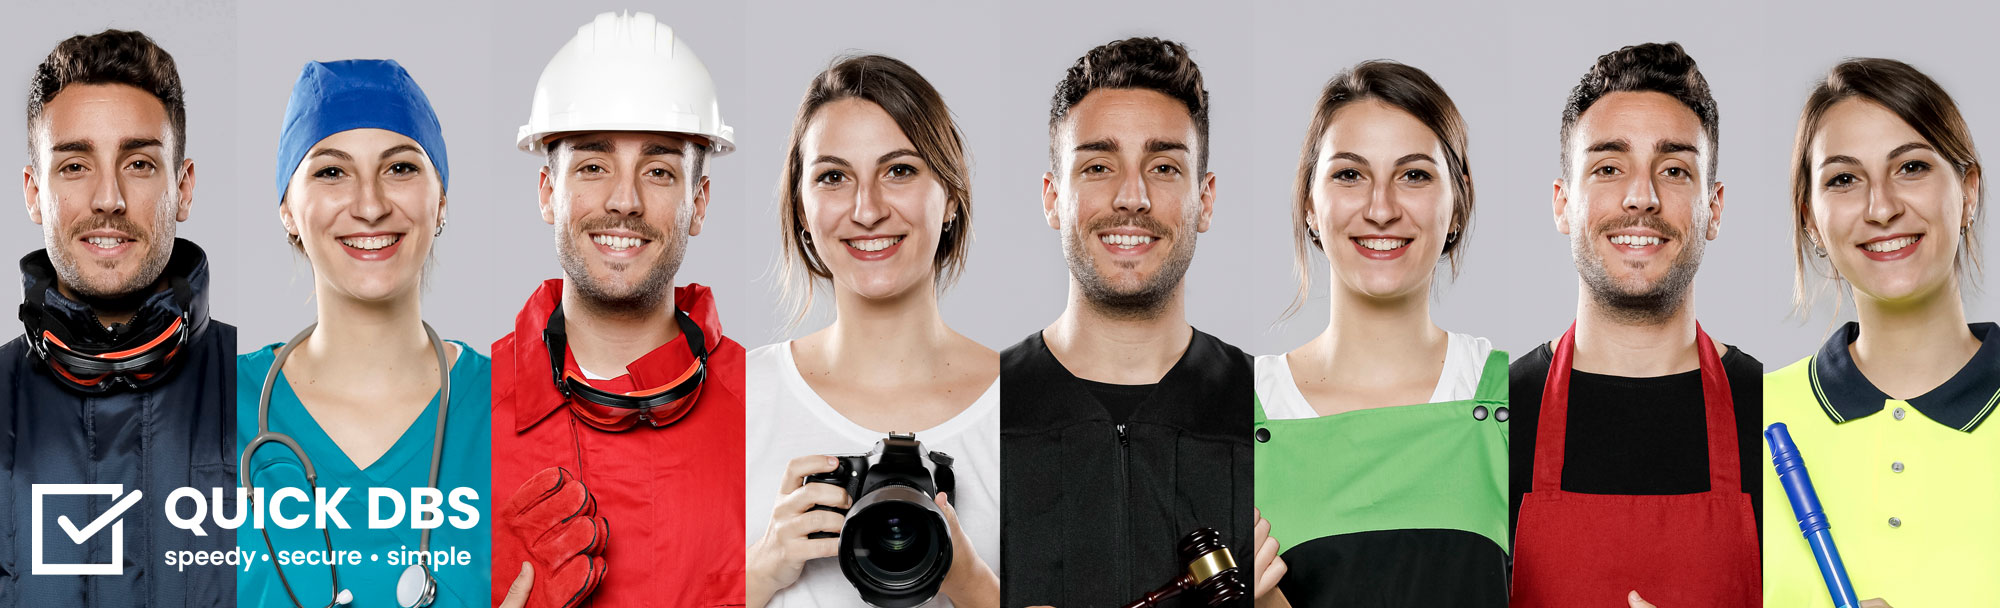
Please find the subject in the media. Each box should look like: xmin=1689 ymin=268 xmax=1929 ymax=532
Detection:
xmin=502 ymin=467 xmax=610 ymax=608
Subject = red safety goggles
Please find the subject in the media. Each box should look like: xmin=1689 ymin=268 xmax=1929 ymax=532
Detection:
xmin=28 ymin=314 xmax=188 ymax=394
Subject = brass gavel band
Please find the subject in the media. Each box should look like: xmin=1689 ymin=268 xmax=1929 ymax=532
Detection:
xmin=1187 ymin=548 xmax=1238 ymax=583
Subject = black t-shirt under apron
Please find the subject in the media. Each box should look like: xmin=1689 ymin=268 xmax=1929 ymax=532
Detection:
xmin=1508 ymin=341 xmax=1764 ymax=547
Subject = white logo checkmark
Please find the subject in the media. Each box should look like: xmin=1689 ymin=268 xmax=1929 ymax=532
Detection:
xmin=55 ymin=490 xmax=143 ymax=545
xmin=32 ymin=483 xmax=141 ymax=575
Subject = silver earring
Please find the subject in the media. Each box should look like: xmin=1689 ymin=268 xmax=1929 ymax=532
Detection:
xmin=1446 ymin=230 xmax=1460 ymax=245
xmin=435 ymin=217 xmax=447 ymax=237
xmin=1308 ymin=226 xmax=1321 ymax=246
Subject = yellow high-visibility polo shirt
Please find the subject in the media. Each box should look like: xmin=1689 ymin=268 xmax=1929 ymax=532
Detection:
xmin=1764 ymin=322 xmax=2000 ymax=607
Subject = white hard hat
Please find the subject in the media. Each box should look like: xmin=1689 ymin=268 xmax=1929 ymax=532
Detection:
xmin=517 ymin=11 xmax=735 ymax=156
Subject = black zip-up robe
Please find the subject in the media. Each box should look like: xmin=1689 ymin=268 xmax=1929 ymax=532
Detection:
xmin=1001 ymin=329 xmax=1252 ymax=608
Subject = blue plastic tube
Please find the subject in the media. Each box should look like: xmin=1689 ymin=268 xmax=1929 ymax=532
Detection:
xmin=1766 ymin=422 xmax=1860 ymax=608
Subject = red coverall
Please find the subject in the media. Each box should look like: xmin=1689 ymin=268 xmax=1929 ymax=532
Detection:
xmin=490 ymin=279 xmax=746 ymax=606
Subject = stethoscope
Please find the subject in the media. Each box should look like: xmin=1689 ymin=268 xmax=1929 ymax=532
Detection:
xmin=241 ymin=322 xmax=449 ymax=608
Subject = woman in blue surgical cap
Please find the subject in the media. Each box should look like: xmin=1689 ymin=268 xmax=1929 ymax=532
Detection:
xmin=236 ymin=59 xmax=491 ymax=608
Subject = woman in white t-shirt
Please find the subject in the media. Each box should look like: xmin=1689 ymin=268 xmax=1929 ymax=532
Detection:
xmin=1251 ymin=61 xmax=1509 ymax=608
xmin=745 ymin=54 xmax=1000 ymax=608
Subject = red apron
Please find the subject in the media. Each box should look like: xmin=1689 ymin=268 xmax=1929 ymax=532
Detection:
xmin=1512 ymin=323 xmax=1759 ymax=606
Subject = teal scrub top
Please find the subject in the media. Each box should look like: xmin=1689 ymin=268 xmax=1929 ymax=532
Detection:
xmin=236 ymin=340 xmax=492 ymax=608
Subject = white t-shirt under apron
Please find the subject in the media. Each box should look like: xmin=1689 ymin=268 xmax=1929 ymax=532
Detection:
xmin=745 ymin=341 xmax=1002 ymax=608
xmin=1257 ymin=332 xmax=1495 ymax=419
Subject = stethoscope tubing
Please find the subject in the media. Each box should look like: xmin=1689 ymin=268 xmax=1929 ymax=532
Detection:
xmin=242 ymin=322 xmax=451 ymax=608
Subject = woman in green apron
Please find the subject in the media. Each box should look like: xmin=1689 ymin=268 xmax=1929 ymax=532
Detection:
xmin=1252 ymin=60 xmax=1507 ymax=608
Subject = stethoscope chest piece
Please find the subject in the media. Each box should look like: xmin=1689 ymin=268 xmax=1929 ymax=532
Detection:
xmin=396 ymin=563 xmax=437 ymax=608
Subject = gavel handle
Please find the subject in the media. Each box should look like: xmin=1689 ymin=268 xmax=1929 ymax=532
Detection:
xmin=1121 ymin=575 xmax=1194 ymax=608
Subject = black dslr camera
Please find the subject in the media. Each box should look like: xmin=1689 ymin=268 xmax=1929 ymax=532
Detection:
xmin=803 ymin=432 xmax=958 ymax=608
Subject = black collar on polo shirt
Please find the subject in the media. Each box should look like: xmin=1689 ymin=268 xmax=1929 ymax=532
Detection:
xmin=1809 ymin=321 xmax=2000 ymax=432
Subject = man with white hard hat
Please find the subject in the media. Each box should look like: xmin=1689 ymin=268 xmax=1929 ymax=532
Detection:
xmin=490 ymin=11 xmax=745 ymax=608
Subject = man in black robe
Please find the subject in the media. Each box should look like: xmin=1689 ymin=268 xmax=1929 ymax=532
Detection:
xmin=1000 ymin=36 xmax=1253 ymax=608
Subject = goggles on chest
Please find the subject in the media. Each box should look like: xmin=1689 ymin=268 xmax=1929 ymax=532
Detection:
xmin=542 ymin=303 xmax=707 ymax=430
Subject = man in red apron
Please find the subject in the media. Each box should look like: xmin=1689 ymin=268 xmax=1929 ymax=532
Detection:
xmin=489 ymin=12 xmax=746 ymax=608
xmin=1508 ymin=42 xmax=1762 ymax=607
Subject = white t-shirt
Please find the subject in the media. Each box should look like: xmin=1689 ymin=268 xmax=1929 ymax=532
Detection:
xmin=745 ymin=341 xmax=1002 ymax=608
xmin=1257 ymin=332 xmax=1494 ymax=419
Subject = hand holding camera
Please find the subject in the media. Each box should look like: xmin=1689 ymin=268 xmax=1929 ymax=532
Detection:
xmin=748 ymin=454 xmax=853 ymax=608
xmin=751 ymin=433 xmax=971 ymax=608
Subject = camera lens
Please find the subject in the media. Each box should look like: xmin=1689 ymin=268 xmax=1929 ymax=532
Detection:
xmin=838 ymin=485 xmax=953 ymax=607
xmin=875 ymin=516 xmax=913 ymax=553
xmin=855 ymin=503 xmax=938 ymax=577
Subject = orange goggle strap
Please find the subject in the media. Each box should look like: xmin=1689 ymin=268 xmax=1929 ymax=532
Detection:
xmin=34 ymin=315 xmax=188 ymax=391
xmin=19 ymin=270 xmax=197 ymax=393
xmin=543 ymin=303 xmax=708 ymax=429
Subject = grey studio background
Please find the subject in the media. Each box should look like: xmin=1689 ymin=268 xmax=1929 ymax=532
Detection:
xmin=1 ymin=0 xmax=1994 ymax=366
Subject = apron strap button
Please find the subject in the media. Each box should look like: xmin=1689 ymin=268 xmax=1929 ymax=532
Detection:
xmin=1473 ymin=405 xmax=1489 ymax=421
xmin=1495 ymin=406 xmax=1509 ymax=422
xmin=1255 ymin=427 xmax=1271 ymax=443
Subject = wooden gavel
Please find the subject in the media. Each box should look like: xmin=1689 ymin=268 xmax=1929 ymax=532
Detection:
xmin=1120 ymin=527 xmax=1250 ymax=608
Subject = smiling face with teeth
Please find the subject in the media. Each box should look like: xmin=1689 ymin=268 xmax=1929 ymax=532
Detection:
xmin=1044 ymin=89 xmax=1214 ymax=315
xmin=280 ymin=128 xmax=443 ymax=303
xmin=1556 ymin=92 xmax=1721 ymax=317
xmin=797 ymin=99 xmax=954 ymax=302
xmin=1308 ymin=100 xmax=1457 ymax=301
xmin=1806 ymin=98 xmax=1979 ymax=305
xmin=541 ymin=131 xmax=709 ymax=312
xmin=26 ymin=83 xmax=193 ymax=301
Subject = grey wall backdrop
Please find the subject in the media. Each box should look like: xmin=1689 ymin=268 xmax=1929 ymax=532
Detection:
xmin=3 ymin=0 xmax=1994 ymax=364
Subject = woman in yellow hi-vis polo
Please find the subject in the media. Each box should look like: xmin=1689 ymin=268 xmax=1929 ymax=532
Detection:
xmin=1765 ymin=57 xmax=1999 ymax=608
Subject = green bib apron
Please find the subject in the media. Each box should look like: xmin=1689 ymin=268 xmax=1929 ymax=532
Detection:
xmin=1253 ymin=349 xmax=1510 ymax=607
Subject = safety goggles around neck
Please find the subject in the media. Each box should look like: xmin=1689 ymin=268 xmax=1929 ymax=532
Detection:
xmin=542 ymin=303 xmax=707 ymax=430
xmin=23 ymin=308 xmax=189 ymax=394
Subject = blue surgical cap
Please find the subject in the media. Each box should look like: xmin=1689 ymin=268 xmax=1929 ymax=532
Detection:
xmin=275 ymin=59 xmax=448 ymax=200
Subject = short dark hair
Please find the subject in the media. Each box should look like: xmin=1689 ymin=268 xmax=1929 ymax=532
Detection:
xmin=27 ymin=29 xmax=187 ymax=168
xmin=1048 ymin=37 xmax=1209 ymax=173
xmin=1559 ymin=42 xmax=1718 ymax=183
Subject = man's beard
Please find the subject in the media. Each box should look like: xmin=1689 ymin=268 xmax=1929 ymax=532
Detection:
xmin=47 ymin=202 xmax=177 ymax=300
xmin=1061 ymin=208 xmax=1197 ymax=319
xmin=1572 ymin=210 xmax=1706 ymax=324
xmin=555 ymin=211 xmax=687 ymax=316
